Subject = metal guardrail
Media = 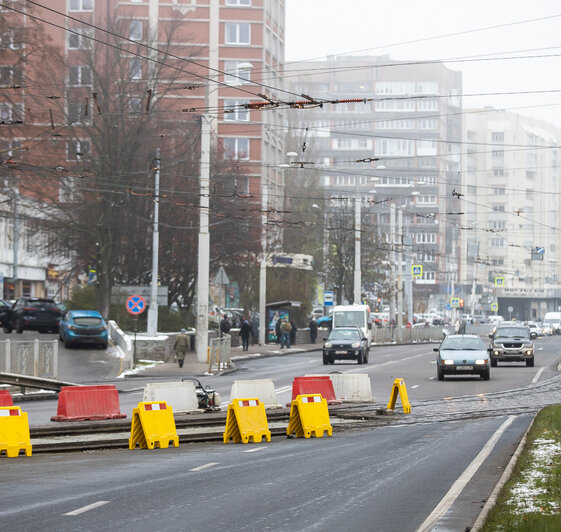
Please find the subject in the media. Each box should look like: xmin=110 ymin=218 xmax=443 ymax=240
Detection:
xmin=0 ymin=339 xmax=59 ymax=379
xmin=208 ymin=334 xmax=232 ymax=373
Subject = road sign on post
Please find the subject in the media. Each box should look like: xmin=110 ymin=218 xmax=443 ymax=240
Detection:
xmin=450 ymin=297 xmax=460 ymax=308
xmin=323 ymin=291 xmax=334 ymax=306
xmin=494 ymin=277 xmax=505 ymax=287
xmin=126 ymin=295 xmax=146 ymax=315
xmin=531 ymin=247 xmax=545 ymax=261
xmin=411 ymin=265 xmax=423 ymax=277
xmin=491 ymin=302 xmax=498 ymax=312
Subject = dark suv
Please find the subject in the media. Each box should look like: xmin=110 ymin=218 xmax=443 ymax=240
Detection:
xmin=4 ymin=297 xmax=61 ymax=334
xmin=488 ymin=325 xmax=535 ymax=367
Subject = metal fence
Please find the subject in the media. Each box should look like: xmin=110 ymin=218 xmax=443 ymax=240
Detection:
xmin=208 ymin=334 xmax=232 ymax=373
xmin=0 ymin=339 xmax=58 ymax=378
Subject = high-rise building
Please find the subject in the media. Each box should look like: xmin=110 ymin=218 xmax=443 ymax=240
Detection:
xmin=461 ymin=109 xmax=561 ymax=320
xmin=0 ymin=0 xmax=286 ymax=299
xmin=286 ymin=55 xmax=462 ymax=313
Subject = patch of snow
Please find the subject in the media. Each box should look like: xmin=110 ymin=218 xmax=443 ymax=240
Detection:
xmin=116 ymin=359 xmax=164 ymax=378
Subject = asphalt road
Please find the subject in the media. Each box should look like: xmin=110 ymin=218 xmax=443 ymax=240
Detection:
xmin=0 ymin=413 xmax=532 ymax=532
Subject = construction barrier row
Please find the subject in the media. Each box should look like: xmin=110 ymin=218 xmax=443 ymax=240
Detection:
xmin=51 ymin=385 xmax=126 ymax=422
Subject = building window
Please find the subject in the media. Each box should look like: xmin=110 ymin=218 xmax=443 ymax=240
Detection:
xmin=59 ymin=177 xmax=78 ymax=203
xmin=493 ymin=187 xmax=505 ymax=195
xmin=224 ymin=61 xmax=251 ymax=85
xmin=493 ymin=168 xmax=504 ymax=176
xmin=226 ymin=0 xmax=251 ymax=4
xmin=130 ymin=21 xmax=143 ymax=41
xmin=68 ymin=28 xmax=92 ymax=50
xmin=417 ymin=100 xmax=438 ymax=111
xmin=69 ymin=65 xmax=92 ymax=86
xmin=489 ymin=237 xmax=505 ymax=248
xmin=0 ymin=66 xmax=22 ymax=86
xmin=417 ymin=195 xmax=437 ymax=204
xmin=129 ymin=97 xmax=143 ymax=114
xmin=492 ymin=205 xmax=505 ymax=212
xmin=492 ymin=131 xmax=504 ymax=143
xmin=67 ymin=140 xmax=90 ymax=161
xmin=67 ymin=101 xmax=90 ymax=124
xmin=0 ymin=102 xmax=23 ymax=122
xmin=129 ymin=58 xmax=142 ymax=79
xmin=224 ymin=138 xmax=249 ymax=160
xmin=224 ymin=99 xmax=249 ymax=121
xmin=416 ymin=233 xmax=437 ymax=243
xmin=417 ymin=118 xmax=438 ymax=130
xmin=69 ymin=0 xmax=93 ymax=11
xmin=225 ymin=23 xmax=251 ymax=45
xmin=0 ymin=29 xmax=24 ymax=50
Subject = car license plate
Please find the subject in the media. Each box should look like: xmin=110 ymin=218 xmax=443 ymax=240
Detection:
xmin=456 ymin=366 xmax=473 ymax=370
xmin=336 ymin=351 xmax=347 ymax=355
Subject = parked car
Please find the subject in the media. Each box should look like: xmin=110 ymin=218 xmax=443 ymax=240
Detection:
xmin=322 ymin=326 xmax=369 ymax=365
xmin=434 ymin=334 xmax=490 ymax=381
xmin=488 ymin=324 xmax=535 ymax=367
xmin=0 ymin=299 xmax=11 ymax=330
xmin=4 ymin=297 xmax=61 ymax=334
xmin=59 ymin=310 xmax=108 ymax=349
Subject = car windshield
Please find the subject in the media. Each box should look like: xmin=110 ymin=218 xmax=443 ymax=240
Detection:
xmin=333 ymin=311 xmax=364 ymax=328
xmin=440 ymin=337 xmax=485 ymax=350
xmin=73 ymin=317 xmax=102 ymax=326
xmin=328 ymin=329 xmax=361 ymax=341
xmin=495 ymin=327 xmax=529 ymax=339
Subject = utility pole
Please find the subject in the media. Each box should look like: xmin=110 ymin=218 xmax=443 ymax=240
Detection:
xmin=403 ymin=234 xmax=414 ymax=327
xmin=354 ymin=180 xmax=361 ymax=304
xmin=196 ymin=116 xmax=211 ymax=363
xmin=396 ymin=207 xmax=403 ymax=330
xmin=389 ymin=203 xmax=396 ymax=324
xmin=12 ymin=188 xmax=18 ymax=298
xmin=147 ymin=148 xmax=160 ymax=337
xmin=258 ymin=176 xmax=268 ymax=346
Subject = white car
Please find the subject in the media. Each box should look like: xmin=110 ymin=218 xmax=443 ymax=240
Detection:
xmin=527 ymin=322 xmax=542 ymax=338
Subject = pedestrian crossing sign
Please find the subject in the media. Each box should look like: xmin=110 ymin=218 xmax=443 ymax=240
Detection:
xmin=491 ymin=302 xmax=498 ymax=311
xmin=450 ymin=297 xmax=460 ymax=308
xmin=411 ymin=265 xmax=423 ymax=277
xmin=494 ymin=277 xmax=505 ymax=286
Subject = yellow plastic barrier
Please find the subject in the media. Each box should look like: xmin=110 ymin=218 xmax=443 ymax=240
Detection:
xmin=223 ymin=398 xmax=271 ymax=444
xmin=129 ymin=401 xmax=179 ymax=450
xmin=287 ymin=394 xmax=333 ymax=439
xmin=386 ymin=378 xmax=411 ymax=414
xmin=0 ymin=406 xmax=32 ymax=458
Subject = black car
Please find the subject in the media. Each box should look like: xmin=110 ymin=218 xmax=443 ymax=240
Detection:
xmin=322 ymin=326 xmax=369 ymax=365
xmin=4 ymin=297 xmax=61 ymax=334
xmin=0 ymin=299 xmax=10 ymax=330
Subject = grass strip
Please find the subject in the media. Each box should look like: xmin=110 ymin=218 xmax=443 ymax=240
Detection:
xmin=483 ymin=405 xmax=561 ymax=531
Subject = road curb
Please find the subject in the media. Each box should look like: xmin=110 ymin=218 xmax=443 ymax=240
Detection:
xmin=470 ymin=414 xmax=537 ymax=532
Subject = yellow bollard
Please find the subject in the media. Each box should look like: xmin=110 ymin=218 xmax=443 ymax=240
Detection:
xmin=386 ymin=378 xmax=411 ymax=414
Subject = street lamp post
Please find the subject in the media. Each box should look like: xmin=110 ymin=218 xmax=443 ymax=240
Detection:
xmin=147 ymin=148 xmax=160 ymax=337
xmin=354 ymin=180 xmax=361 ymax=304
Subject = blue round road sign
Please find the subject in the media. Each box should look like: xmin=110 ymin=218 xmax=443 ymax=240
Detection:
xmin=126 ymin=295 xmax=146 ymax=315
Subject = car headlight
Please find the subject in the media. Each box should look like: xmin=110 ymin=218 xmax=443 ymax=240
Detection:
xmin=351 ymin=342 xmax=360 ymax=348
xmin=493 ymin=350 xmax=500 ymax=355
xmin=526 ymin=350 xmax=533 ymax=355
xmin=475 ymin=359 xmax=488 ymax=365
xmin=324 ymin=342 xmax=332 ymax=348
xmin=443 ymin=359 xmax=454 ymax=365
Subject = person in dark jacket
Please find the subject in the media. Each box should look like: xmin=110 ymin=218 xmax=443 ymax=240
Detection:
xmin=219 ymin=314 xmax=231 ymax=338
xmin=309 ymin=319 xmax=318 ymax=344
xmin=275 ymin=317 xmax=282 ymax=344
xmin=239 ymin=318 xmax=251 ymax=351
xmin=173 ymin=328 xmax=189 ymax=368
xmin=290 ymin=320 xmax=297 ymax=346
xmin=250 ymin=315 xmax=259 ymax=345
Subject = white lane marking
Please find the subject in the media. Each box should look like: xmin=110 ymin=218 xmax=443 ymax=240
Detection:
xmin=189 ymin=462 xmax=219 ymax=472
xmin=531 ymin=366 xmax=546 ymax=384
xmin=64 ymin=501 xmax=110 ymax=516
xmin=416 ymin=415 xmax=516 ymax=532
xmin=411 ymin=385 xmax=420 ymax=389
xmin=243 ymin=447 xmax=267 ymax=453
xmin=275 ymin=385 xmax=292 ymax=394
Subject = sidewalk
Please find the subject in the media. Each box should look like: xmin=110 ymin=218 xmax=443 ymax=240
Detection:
xmin=129 ymin=341 xmax=321 ymax=378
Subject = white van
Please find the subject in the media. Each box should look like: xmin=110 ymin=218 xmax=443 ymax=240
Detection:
xmin=543 ymin=312 xmax=561 ymax=335
xmin=331 ymin=304 xmax=372 ymax=346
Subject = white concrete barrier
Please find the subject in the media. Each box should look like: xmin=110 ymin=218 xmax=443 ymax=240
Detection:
xmin=229 ymin=379 xmax=281 ymax=409
xmin=306 ymin=373 xmax=374 ymax=403
xmin=142 ymin=381 xmax=199 ymax=413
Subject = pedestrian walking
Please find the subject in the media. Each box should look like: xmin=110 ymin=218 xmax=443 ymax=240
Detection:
xmin=309 ymin=318 xmax=318 ymax=344
xmin=280 ymin=318 xmax=292 ymax=349
xmin=290 ymin=320 xmax=297 ymax=346
xmin=275 ymin=317 xmax=282 ymax=344
xmin=250 ymin=314 xmax=259 ymax=345
xmin=220 ymin=314 xmax=231 ymax=338
xmin=239 ymin=317 xmax=251 ymax=351
xmin=173 ymin=328 xmax=189 ymax=368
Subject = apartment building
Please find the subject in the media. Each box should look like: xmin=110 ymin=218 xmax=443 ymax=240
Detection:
xmin=461 ymin=109 xmax=561 ymax=320
xmin=286 ymin=55 xmax=462 ymax=311
xmin=0 ymin=0 xmax=286 ymax=299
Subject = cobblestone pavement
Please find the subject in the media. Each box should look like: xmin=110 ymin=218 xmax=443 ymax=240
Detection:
xmin=338 ymin=372 xmax=561 ymax=426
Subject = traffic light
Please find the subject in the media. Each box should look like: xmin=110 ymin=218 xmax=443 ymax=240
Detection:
xmin=459 ymin=299 xmax=464 ymax=308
